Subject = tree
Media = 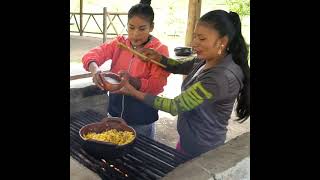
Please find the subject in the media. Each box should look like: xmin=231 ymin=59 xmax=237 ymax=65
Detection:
xmin=225 ymin=0 xmax=250 ymax=19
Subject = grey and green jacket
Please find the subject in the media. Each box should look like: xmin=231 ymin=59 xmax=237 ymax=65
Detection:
xmin=143 ymin=54 xmax=244 ymax=157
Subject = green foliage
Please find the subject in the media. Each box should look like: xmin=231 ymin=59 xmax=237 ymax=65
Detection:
xmin=225 ymin=0 xmax=250 ymax=18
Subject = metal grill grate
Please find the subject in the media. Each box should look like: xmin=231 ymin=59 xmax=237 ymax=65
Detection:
xmin=70 ymin=110 xmax=192 ymax=180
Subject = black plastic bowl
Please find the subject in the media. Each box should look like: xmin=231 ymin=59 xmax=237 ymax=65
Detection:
xmin=79 ymin=117 xmax=136 ymax=159
xmin=174 ymin=47 xmax=192 ymax=56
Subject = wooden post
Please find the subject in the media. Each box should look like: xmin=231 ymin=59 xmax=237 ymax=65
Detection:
xmin=183 ymin=0 xmax=201 ymax=80
xmin=80 ymin=0 xmax=83 ymax=36
xmin=103 ymin=7 xmax=107 ymax=43
xmin=185 ymin=0 xmax=202 ymax=47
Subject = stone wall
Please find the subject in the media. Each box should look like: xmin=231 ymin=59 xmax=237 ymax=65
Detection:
xmin=70 ymin=84 xmax=108 ymax=116
xmin=162 ymin=132 xmax=250 ymax=180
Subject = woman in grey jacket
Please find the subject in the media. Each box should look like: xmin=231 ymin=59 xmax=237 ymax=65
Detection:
xmin=116 ymin=10 xmax=250 ymax=158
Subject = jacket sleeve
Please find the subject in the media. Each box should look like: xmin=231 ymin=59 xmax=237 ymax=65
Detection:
xmin=143 ymin=76 xmax=225 ymax=116
xmin=82 ymin=36 xmax=123 ymax=71
xmin=159 ymin=56 xmax=195 ymax=75
xmin=139 ymin=45 xmax=171 ymax=95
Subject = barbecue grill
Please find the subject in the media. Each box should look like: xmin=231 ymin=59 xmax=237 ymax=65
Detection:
xmin=70 ymin=110 xmax=192 ymax=180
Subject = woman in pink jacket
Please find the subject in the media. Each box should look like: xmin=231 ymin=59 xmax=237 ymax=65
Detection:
xmin=82 ymin=0 xmax=170 ymax=139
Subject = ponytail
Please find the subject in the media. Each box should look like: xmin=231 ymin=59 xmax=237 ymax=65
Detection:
xmin=228 ymin=12 xmax=250 ymax=122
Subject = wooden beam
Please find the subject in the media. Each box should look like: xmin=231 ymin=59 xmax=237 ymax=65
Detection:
xmin=70 ymin=12 xmax=104 ymax=15
xmin=106 ymin=13 xmax=119 ymax=35
xmin=80 ymin=0 xmax=83 ymax=36
xmin=103 ymin=7 xmax=107 ymax=43
xmin=108 ymin=12 xmax=128 ymax=15
xmin=183 ymin=0 xmax=201 ymax=80
xmin=185 ymin=0 xmax=202 ymax=47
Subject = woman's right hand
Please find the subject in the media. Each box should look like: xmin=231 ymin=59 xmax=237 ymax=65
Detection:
xmin=139 ymin=48 xmax=162 ymax=62
xmin=88 ymin=61 xmax=105 ymax=90
xmin=92 ymin=71 xmax=105 ymax=90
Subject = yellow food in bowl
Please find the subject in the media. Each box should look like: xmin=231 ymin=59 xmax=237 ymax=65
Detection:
xmin=83 ymin=129 xmax=135 ymax=145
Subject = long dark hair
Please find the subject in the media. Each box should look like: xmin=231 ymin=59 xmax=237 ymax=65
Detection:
xmin=128 ymin=0 xmax=154 ymax=25
xmin=199 ymin=10 xmax=250 ymax=122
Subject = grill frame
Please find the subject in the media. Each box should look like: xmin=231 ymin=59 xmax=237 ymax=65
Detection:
xmin=70 ymin=110 xmax=192 ymax=180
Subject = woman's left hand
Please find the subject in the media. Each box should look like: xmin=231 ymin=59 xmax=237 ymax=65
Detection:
xmin=111 ymin=71 xmax=136 ymax=95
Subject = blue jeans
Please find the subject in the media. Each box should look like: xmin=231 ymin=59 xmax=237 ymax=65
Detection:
xmin=130 ymin=123 xmax=155 ymax=140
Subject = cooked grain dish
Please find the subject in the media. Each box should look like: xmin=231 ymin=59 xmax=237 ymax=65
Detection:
xmin=84 ymin=129 xmax=135 ymax=145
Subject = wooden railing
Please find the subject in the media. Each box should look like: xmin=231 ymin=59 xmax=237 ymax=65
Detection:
xmin=70 ymin=7 xmax=128 ymax=42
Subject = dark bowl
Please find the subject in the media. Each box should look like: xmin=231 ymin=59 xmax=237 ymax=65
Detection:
xmin=174 ymin=47 xmax=192 ymax=56
xmin=99 ymin=72 xmax=125 ymax=91
xmin=79 ymin=117 xmax=136 ymax=159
